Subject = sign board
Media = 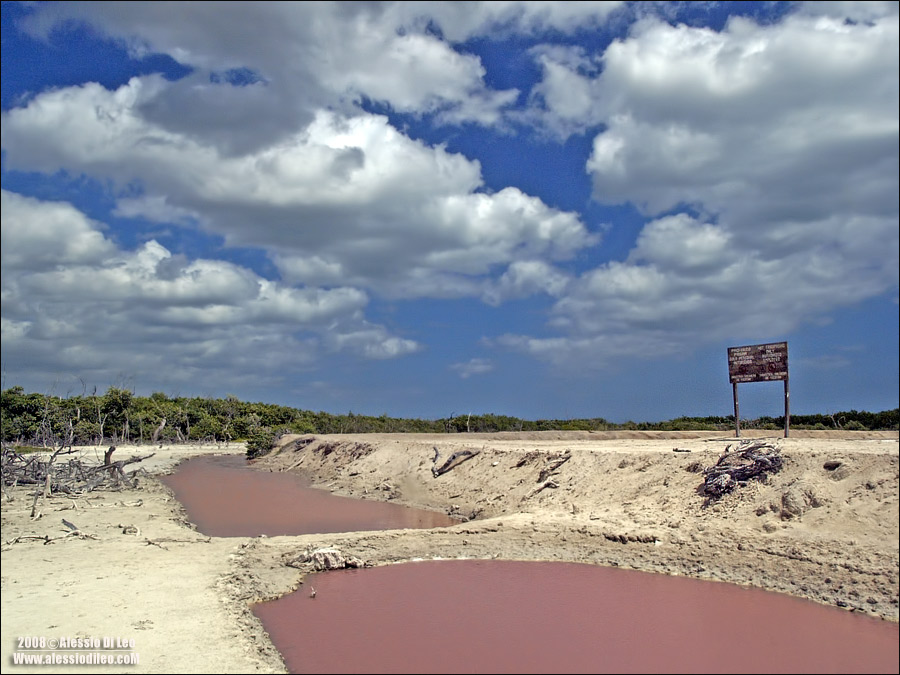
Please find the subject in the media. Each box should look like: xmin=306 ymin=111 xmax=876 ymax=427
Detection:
xmin=727 ymin=341 xmax=790 ymax=438
xmin=728 ymin=342 xmax=788 ymax=383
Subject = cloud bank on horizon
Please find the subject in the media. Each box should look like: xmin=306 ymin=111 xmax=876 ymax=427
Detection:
xmin=1 ymin=1 xmax=897 ymax=421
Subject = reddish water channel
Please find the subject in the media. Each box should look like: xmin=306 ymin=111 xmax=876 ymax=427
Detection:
xmin=165 ymin=453 xmax=899 ymax=674
xmin=160 ymin=454 xmax=459 ymax=536
xmin=256 ymin=560 xmax=899 ymax=674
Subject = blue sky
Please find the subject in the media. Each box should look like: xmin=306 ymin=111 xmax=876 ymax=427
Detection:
xmin=1 ymin=1 xmax=897 ymax=423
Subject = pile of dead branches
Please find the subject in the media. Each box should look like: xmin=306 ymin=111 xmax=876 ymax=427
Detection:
xmin=1 ymin=445 xmax=155 ymax=496
xmin=701 ymin=439 xmax=783 ymax=502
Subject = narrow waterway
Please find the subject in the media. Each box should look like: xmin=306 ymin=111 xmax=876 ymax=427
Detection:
xmin=160 ymin=453 xmax=459 ymax=536
xmin=164 ymin=453 xmax=899 ymax=674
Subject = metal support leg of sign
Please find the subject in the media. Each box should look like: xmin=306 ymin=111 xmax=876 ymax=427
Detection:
xmin=733 ymin=382 xmax=741 ymax=438
xmin=733 ymin=380 xmax=790 ymax=439
xmin=784 ymin=376 xmax=790 ymax=438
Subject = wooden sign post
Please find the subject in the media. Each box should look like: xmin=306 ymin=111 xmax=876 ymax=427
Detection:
xmin=727 ymin=342 xmax=790 ymax=438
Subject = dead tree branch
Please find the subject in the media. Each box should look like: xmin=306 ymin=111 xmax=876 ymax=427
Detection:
xmin=524 ymin=479 xmax=559 ymax=499
xmin=538 ymin=450 xmax=572 ymax=482
xmin=431 ymin=446 xmax=481 ymax=477
xmin=2 ymin=447 xmax=156 ymax=498
xmin=3 ymin=518 xmax=100 ymax=547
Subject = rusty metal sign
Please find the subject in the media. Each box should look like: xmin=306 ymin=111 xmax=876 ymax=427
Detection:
xmin=728 ymin=342 xmax=788 ymax=383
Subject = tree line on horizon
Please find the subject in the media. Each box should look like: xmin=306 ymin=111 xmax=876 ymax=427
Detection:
xmin=1 ymin=386 xmax=897 ymax=455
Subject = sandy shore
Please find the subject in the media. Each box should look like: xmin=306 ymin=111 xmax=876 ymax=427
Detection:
xmin=2 ymin=431 xmax=898 ymax=673
xmin=1 ymin=443 xmax=287 ymax=674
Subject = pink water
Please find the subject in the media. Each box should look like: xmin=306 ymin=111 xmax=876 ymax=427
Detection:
xmin=160 ymin=453 xmax=459 ymax=536
xmin=254 ymin=560 xmax=899 ymax=674
xmin=164 ymin=453 xmax=899 ymax=674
